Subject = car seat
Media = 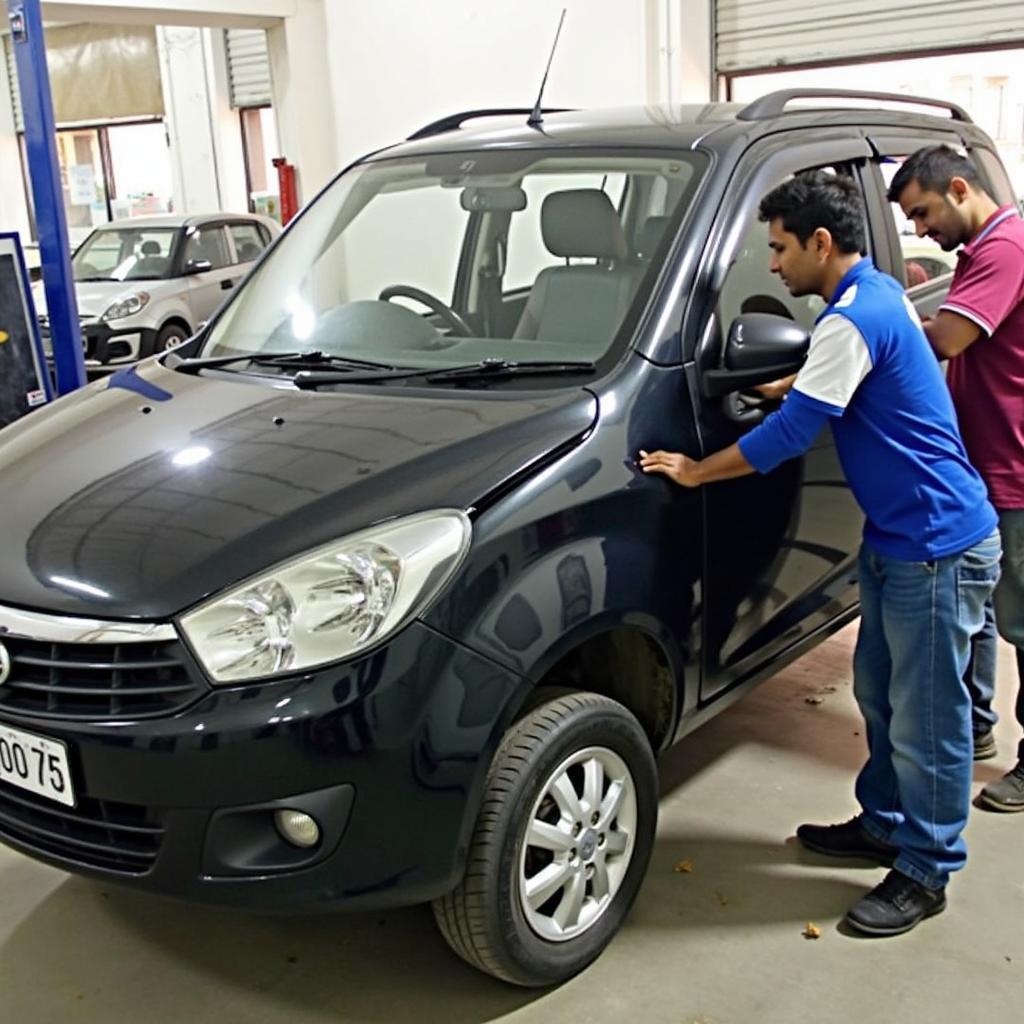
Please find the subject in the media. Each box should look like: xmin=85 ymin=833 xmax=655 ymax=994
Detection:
xmin=237 ymin=241 xmax=262 ymax=262
xmin=513 ymin=189 xmax=639 ymax=346
xmin=127 ymin=238 xmax=169 ymax=278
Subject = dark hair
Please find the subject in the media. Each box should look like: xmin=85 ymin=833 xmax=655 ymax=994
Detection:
xmin=886 ymin=145 xmax=983 ymax=203
xmin=758 ymin=171 xmax=866 ymax=255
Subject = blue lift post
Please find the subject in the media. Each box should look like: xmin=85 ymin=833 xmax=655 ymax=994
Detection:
xmin=7 ymin=0 xmax=86 ymax=395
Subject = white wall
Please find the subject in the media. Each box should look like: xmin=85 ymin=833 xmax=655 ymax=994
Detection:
xmin=266 ymin=0 xmax=336 ymax=205
xmin=4 ymin=0 xmax=716 ymax=234
xmin=321 ymin=0 xmax=662 ymax=173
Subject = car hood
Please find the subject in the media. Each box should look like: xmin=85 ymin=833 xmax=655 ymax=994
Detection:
xmin=0 ymin=360 xmax=597 ymax=619
xmin=33 ymin=278 xmax=180 ymax=320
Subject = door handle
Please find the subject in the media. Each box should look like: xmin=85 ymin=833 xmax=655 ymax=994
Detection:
xmin=221 ymin=279 xmax=235 ymax=291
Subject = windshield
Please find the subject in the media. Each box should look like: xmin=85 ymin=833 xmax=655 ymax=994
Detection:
xmin=199 ymin=149 xmax=705 ymax=378
xmin=73 ymin=227 xmax=178 ymax=282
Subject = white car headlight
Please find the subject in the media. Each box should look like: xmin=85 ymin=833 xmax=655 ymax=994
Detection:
xmin=101 ymin=291 xmax=150 ymax=322
xmin=179 ymin=510 xmax=471 ymax=684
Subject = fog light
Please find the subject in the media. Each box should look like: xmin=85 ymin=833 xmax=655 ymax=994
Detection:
xmin=274 ymin=809 xmax=321 ymax=848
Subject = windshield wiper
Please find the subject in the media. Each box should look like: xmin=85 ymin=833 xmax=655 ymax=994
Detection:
xmin=292 ymin=358 xmax=596 ymax=389
xmin=174 ymin=350 xmax=397 ymax=375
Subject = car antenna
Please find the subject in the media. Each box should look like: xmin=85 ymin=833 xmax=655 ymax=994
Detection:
xmin=527 ymin=8 xmax=567 ymax=128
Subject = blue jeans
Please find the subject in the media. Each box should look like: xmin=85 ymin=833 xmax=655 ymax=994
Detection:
xmin=965 ymin=600 xmax=998 ymax=734
xmin=992 ymin=509 xmax=1024 ymax=763
xmin=852 ymin=531 xmax=1001 ymax=890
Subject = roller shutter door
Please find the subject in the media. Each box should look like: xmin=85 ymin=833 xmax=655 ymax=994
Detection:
xmin=4 ymin=35 xmax=23 ymax=132
xmin=4 ymin=24 xmax=163 ymax=127
xmin=226 ymin=29 xmax=272 ymax=108
xmin=717 ymin=0 xmax=1024 ymax=74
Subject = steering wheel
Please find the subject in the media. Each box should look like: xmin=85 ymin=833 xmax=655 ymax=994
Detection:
xmin=378 ymin=284 xmax=473 ymax=337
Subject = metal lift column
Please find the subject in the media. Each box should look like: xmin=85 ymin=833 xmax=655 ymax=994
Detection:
xmin=7 ymin=0 xmax=86 ymax=394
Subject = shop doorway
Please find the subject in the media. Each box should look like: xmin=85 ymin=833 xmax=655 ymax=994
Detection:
xmin=27 ymin=119 xmax=174 ymax=247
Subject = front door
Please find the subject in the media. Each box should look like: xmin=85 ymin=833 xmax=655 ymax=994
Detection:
xmin=693 ymin=140 xmax=872 ymax=701
xmin=181 ymin=223 xmax=237 ymax=325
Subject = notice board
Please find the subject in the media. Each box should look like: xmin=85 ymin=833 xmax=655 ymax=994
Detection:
xmin=0 ymin=232 xmax=51 ymax=429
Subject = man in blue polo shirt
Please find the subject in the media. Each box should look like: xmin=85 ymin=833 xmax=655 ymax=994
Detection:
xmin=640 ymin=170 xmax=1001 ymax=936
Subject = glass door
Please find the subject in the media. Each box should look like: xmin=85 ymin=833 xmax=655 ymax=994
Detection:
xmin=55 ymin=128 xmax=108 ymax=247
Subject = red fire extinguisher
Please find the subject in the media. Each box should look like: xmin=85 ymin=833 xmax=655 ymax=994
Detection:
xmin=272 ymin=157 xmax=299 ymax=225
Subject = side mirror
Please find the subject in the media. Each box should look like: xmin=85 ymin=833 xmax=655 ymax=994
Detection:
xmin=184 ymin=258 xmax=213 ymax=275
xmin=702 ymin=313 xmax=809 ymax=398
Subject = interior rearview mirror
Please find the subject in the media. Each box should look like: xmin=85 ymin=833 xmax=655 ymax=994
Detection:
xmin=460 ymin=186 xmax=528 ymax=212
xmin=702 ymin=313 xmax=810 ymax=398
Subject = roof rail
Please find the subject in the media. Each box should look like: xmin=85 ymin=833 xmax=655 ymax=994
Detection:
xmin=407 ymin=107 xmax=573 ymax=141
xmin=736 ymin=89 xmax=971 ymax=124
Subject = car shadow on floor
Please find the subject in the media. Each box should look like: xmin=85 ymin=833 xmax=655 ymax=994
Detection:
xmin=0 ymin=873 xmax=545 ymax=1023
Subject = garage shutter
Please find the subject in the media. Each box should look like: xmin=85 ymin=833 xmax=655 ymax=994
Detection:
xmin=3 ymin=35 xmax=23 ymax=132
xmin=717 ymin=0 xmax=1024 ymax=74
xmin=4 ymin=25 xmax=163 ymax=126
xmin=226 ymin=29 xmax=273 ymax=108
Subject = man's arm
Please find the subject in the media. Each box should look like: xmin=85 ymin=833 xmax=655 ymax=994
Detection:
xmin=639 ymin=443 xmax=754 ymax=488
xmin=639 ymin=313 xmax=870 ymax=490
xmin=928 ymin=235 xmax=1024 ymax=358
xmin=922 ymin=310 xmax=983 ymax=360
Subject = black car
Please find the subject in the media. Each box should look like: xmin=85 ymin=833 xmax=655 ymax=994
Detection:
xmin=0 ymin=91 xmax=1015 ymax=987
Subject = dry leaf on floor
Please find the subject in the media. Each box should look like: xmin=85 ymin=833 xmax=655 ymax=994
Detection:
xmin=673 ymin=860 xmax=694 ymax=873
xmin=803 ymin=922 xmax=822 ymax=939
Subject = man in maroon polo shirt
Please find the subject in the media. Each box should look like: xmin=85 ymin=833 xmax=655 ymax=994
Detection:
xmin=890 ymin=145 xmax=1024 ymax=812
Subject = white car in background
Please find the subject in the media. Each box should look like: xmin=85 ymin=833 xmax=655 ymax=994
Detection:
xmin=34 ymin=212 xmax=280 ymax=371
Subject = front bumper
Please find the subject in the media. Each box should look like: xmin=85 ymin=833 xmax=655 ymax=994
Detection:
xmin=0 ymin=620 xmax=523 ymax=911
xmin=39 ymin=318 xmax=157 ymax=374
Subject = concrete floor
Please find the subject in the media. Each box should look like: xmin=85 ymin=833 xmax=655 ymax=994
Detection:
xmin=1 ymin=623 xmax=1021 ymax=1024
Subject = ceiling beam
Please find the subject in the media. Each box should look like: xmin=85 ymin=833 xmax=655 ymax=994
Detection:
xmin=39 ymin=1 xmax=292 ymax=29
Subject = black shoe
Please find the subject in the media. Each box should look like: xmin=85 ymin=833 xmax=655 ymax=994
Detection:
xmin=844 ymin=869 xmax=947 ymax=936
xmin=973 ymin=729 xmax=997 ymax=761
xmin=796 ymin=816 xmax=898 ymax=866
xmin=978 ymin=763 xmax=1024 ymax=812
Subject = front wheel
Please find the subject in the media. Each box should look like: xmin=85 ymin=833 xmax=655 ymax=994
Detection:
xmin=154 ymin=322 xmax=190 ymax=354
xmin=432 ymin=691 xmax=658 ymax=986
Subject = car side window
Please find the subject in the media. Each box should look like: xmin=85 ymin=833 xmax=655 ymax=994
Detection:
xmin=182 ymin=226 xmax=231 ymax=271
xmin=717 ymin=165 xmax=866 ymax=335
xmin=228 ymin=223 xmax=268 ymax=265
xmin=877 ymin=156 xmax=956 ymax=291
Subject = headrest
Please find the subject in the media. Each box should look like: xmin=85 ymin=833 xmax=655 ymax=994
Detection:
xmin=740 ymin=294 xmax=794 ymax=319
xmin=636 ymin=216 xmax=670 ymax=261
xmin=541 ymin=189 xmax=626 ymax=261
xmin=140 ymin=240 xmax=161 ymax=256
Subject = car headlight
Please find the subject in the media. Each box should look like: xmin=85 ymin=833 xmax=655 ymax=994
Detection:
xmin=179 ymin=510 xmax=471 ymax=684
xmin=100 ymin=291 xmax=150 ymax=321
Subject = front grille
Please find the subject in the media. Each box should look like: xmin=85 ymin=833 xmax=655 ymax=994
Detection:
xmin=0 ymin=781 xmax=164 ymax=874
xmin=0 ymin=636 xmax=205 ymax=721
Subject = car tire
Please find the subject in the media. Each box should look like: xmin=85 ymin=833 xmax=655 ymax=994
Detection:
xmin=432 ymin=690 xmax=658 ymax=986
xmin=154 ymin=323 xmax=190 ymax=353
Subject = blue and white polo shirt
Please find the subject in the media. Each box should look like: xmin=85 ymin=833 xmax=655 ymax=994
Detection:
xmin=738 ymin=258 xmax=996 ymax=561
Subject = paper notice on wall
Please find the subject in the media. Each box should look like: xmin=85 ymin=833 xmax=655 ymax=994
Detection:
xmin=69 ymin=164 xmax=96 ymax=205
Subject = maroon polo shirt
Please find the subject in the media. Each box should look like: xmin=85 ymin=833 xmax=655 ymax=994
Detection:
xmin=941 ymin=205 xmax=1024 ymax=509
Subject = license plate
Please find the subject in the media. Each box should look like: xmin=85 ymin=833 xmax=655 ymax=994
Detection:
xmin=0 ymin=723 xmax=75 ymax=807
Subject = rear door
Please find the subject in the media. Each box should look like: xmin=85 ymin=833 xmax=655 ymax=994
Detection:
xmin=865 ymin=128 xmax=1019 ymax=318
xmin=689 ymin=133 xmax=872 ymax=701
